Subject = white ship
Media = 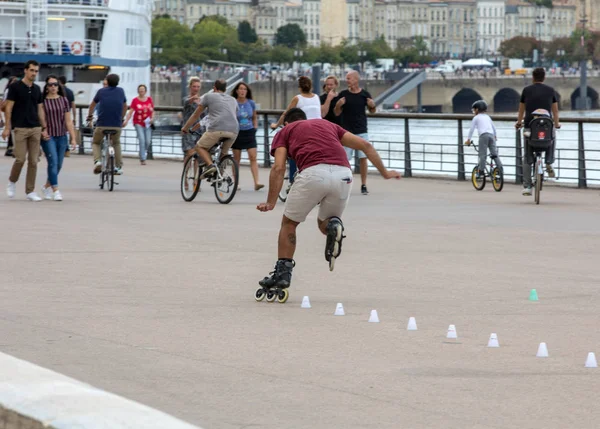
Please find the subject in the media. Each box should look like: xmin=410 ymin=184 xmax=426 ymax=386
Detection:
xmin=0 ymin=0 xmax=151 ymax=105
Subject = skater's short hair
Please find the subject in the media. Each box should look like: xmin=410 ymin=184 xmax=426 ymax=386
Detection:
xmin=284 ymin=108 xmax=307 ymax=124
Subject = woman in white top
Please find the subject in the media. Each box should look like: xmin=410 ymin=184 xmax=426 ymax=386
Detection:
xmin=271 ymin=76 xmax=321 ymax=129
xmin=270 ymin=76 xmax=323 ymax=190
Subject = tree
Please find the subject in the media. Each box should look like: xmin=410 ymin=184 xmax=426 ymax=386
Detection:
xmin=527 ymin=0 xmax=552 ymax=7
xmin=270 ymin=45 xmax=294 ymax=64
xmin=195 ymin=15 xmax=230 ymax=27
xmin=247 ymin=41 xmax=272 ymax=65
xmin=191 ymin=15 xmax=238 ymax=63
xmin=315 ymin=44 xmax=342 ymax=65
xmin=238 ymin=21 xmax=258 ymax=44
xmin=274 ymin=24 xmax=306 ymax=48
xmin=543 ymin=37 xmax=573 ymax=63
xmin=151 ymin=16 xmax=193 ymax=65
xmin=499 ymin=36 xmax=539 ymax=59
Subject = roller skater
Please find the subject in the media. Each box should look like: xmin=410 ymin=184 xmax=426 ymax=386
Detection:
xmin=255 ymin=108 xmax=401 ymax=303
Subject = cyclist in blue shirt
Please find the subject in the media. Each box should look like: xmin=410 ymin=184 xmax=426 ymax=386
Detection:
xmin=86 ymin=74 xmax=127 ymax=175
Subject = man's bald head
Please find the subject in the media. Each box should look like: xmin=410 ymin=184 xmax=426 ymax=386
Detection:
xmin=345 ymin=70 xmax=360 ymax=90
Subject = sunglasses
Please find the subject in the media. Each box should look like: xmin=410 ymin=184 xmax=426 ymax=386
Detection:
xmin=47 ymin=82 xmax=59 ymax=87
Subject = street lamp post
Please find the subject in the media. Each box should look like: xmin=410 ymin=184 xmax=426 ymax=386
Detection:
xmin=535 ymin=8 xmax=544 ymax=67
xmin=357 ymin=49 xmax=366 ymax=75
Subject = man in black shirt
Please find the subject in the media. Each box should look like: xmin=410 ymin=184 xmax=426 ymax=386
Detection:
xmin=320 ymin=75 xmax=340 ymax=125
xmin=334 ymin=70 xmax=376 ymax=194
xmin=2 ymin=60 xmax=48 ymax=201
xmin=516 ymin=67 xmax=560 ymax=196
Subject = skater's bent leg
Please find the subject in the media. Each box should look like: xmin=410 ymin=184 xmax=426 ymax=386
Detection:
xmin=318 ymin=217 xmax=341 ymax=235
xmin=278 ymin=216 xmax=299 ymax=259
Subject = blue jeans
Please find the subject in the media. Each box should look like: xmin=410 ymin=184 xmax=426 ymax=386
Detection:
xmin=134 ymin=124 xmax=152 ymax=161
xmin=289 ymin=159 xmax=297 ymax=184
xmin=41 ymin=135 xmax=68 ymax=187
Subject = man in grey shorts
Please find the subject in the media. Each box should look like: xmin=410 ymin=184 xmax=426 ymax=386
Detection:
xmin=181 ymin=79 xmax=239 ymax=178
xmin=256 ymin=108 xmax=401 ymax=292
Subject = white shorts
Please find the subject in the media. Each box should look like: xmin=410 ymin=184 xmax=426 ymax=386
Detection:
xmin=284 ymin=164 xmax=353 ymax=223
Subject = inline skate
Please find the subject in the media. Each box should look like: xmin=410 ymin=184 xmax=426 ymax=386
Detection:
xmin=325 ymin=217 xmax=345 ymax=272
xmin=255 ymin=259 xmax=295 ymax=303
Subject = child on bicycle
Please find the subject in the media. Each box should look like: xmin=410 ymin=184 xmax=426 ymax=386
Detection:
xmin=465 ymin=100 xmax=502 ymax=179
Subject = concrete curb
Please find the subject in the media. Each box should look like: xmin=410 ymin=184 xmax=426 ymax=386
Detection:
xmin=0 ymin=352 xmax=202 ymax=429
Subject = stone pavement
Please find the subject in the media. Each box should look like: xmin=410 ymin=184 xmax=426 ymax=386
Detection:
xmin=1 ymin=155 xmax=599 ymax=429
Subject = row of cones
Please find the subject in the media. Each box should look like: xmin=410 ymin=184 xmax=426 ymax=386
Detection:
xmin=301 ymin=298 xmax=598 ymax=367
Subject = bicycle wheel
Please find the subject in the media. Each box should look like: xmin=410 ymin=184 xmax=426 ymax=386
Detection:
xmin=108 ymin=156 xmax=115 ymax=192
xmin=181 ymin=156 xmax=202 ymax=202
xmin=99 ymin=170 xmax=105 ymax=189
xmin=534 ymin=158 xmax=542 ymax=205
xmin=214 ymin=155 xmax=239 ymax=204
xmin=471 ymin=166 xmax=485 ymax=190
xmin=491 ymin=167 xmax=504 ymax=192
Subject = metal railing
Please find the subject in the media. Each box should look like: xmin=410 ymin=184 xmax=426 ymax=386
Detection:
xmin=3 ymin=107 xmax=599 ymax=188
xmin=0 ymin=38 xmax=101 ymax=56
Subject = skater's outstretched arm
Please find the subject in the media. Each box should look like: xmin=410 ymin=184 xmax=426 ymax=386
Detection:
xmin=257 ymin=147 xmax=288 ymax=212
xmin=341 ymin=133 xmax=401 ymax=180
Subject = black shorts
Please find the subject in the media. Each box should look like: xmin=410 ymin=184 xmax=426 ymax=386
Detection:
xmin=231 ymin=128 xmax=257 ymax=150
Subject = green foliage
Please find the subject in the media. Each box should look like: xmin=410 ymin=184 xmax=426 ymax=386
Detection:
xmin=499 ymin=36 xmax=539 ymax=58
xmin=151 ymin=16 xmax=193 ymax=66
xmin=270 ymin=45 xmax=294 ymax=64
xmin=274 ymin=24 xmax=307 ymax=48
xmin=527 ymin=0 xmax=553 ymax=8
xmin=238 ymin=21 xmax=258 ymax=44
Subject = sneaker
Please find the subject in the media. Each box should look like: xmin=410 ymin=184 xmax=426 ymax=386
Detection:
xmin=361 ymin=184 xmax=369 ymax=195
xmin=26 ymin=192 xmax=42 ymax=202
xmin=93 ymin=161 xmax=102 ymax=174
xmin=42 ymin=186 xmax=53 ymax=200
xmin=255 ymin=183 xmax=265 ymax=191
xmin=200 ymin=164 xmax=217 ymax=179
xmin=476 ymin=170 xmax=484 ymax=179
xmin=545 ymin=164 xmax=556 ymax=178
xmin=53 ymin=190 xmax=63 ymax=201
xmin=114 ymin=167 xmax=123 ymax=175
xmin=6 ymin=182 xmax=16 ymax=199
xmin=522 ymin=187 xmax=532 ymax=196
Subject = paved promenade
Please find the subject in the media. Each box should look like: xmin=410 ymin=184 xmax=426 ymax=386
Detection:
xmin=1 ymin=155 xmax=599 ymax=429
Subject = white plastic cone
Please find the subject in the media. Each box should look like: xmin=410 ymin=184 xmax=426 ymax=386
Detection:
xmin=301 ymin=296 xmax=311 ymax=309
xmin=585 ymin=352 xmax=598 ymax=368
xmin=446 ymin=324 xmax=457 ymax=339
xmin=487 ymin=333 xmax=500 ymax=348
xmin=368 ymin=309 xmax=380 ymax=323
xmin=407 ymin=317 xmax=418 ymax=331
xmin=334 ymin=303 xmax=345 ymax=316
xmin=536 ymin=342 xmax=549 ymax=358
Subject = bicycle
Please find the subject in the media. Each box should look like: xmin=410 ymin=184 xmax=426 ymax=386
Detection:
xmin=99 ymin=129 xmax=119 ymax=192
xmin=180 ymin=130 xmax=239 ymax=204
xmin=466 ymin=142 xmax=504 ymax=192
xmin=519 ymin=113 xmax=557 ymax=205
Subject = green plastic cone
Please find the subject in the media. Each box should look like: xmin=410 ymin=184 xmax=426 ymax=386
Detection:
xmin=529 ymin=289 xmax=539 ymax=301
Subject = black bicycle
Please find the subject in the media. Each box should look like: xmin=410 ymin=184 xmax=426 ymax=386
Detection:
xmin=99 ymin=129 xmax=119 ymax=192
xmin=467 ymin=142 xmax=504 ymax=192
xmin=180 ymin=131 xmax=239 ymax=204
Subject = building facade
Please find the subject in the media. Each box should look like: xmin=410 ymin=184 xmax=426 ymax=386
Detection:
xmin=156 ymin=0 xmax=582 ymax=58
xmin=153 ymin=0 xmax=187 ymax=23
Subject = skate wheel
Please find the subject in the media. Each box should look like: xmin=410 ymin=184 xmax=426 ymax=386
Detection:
xmin=255 ymin=288 xmax=266 ymax=302
xmin=266 ymin=289 xmax=277 ymax=302
xmin=329 ymin=256 xmax=336 ymax=272
xmin=276 ymin=288 xmax=289 ymax=303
